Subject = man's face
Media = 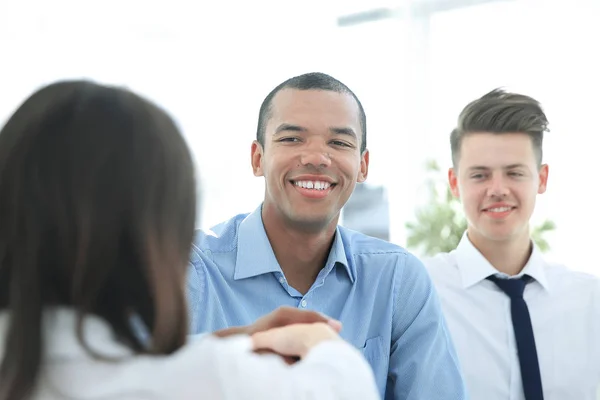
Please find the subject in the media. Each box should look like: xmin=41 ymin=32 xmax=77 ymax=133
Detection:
xmin=449 ymin=132 xmax=548 ymax=244
xmin=251 ymin=89 xmax=369 ymax=231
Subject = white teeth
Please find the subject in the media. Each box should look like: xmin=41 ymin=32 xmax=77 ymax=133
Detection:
xmin=488 ymin=207 xmax=512 ymax=212
xmin=293 ymin=180 xmax=331 ymax=190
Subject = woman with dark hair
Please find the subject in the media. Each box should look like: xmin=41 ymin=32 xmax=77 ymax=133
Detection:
xmin=0 ymin=81 xmax=379 ymax=400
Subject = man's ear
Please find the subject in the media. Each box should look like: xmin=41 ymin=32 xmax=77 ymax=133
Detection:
xmin=357 ymin=149 xmax=369 ymax=183
xmin=448 ymin=167 xmax=460 ymax=198
xmin=537 ymin=163 xmax=549 ymax=194
xmin=251 ymin=141 xmax=264 ymax=177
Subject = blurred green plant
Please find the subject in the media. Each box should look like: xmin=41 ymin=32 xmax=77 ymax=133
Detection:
xmin=405 ymin=160 xmax=555 ymax=256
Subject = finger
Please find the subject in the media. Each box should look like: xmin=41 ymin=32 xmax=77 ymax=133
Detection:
xmin=251 ymin=328 xmax=279 ymax=350
xmin=250 ymin=307 xmax=341 ymax=335
xmin=273 ymin=308 xmax=333 ymax=327
xmin=327 ymin=319 xmax=343 ymax=333
xmin=213 ymin=326 xmax=249 ymax=338
xmin=251 ymin=328 xmax=297 ymax=356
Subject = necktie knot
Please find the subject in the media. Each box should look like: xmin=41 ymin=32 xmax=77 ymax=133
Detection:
xmin=487 ymin=274 xmax=532 ymax=299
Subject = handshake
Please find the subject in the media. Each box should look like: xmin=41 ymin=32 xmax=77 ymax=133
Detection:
xmin=213 ymin=307 xmax=343 ymax=364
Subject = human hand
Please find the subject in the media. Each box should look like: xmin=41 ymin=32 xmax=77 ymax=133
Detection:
xmin=213 ymin=306 xmax=342 ymax=338
xmin=251 ymin=322 xmax=341 ymax=361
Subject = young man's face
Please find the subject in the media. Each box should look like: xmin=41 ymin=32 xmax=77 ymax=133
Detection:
xmin=449 ymin=132 xmax=548 ymax=245
xmin=251 ymin=88 xmax=369 ymax=232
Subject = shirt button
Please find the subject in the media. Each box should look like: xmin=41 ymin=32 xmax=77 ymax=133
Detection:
xmin=279 ymin=277 xmax=285 ymax=284
xmin=300 ymin=299 xmax=307 ymax=308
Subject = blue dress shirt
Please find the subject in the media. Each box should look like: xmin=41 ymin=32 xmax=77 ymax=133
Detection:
xmin=187 ymin=206 xmax=467 ymax=399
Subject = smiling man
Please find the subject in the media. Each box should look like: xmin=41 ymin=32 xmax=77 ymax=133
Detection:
xmin=186 ymin=72 xmax=467 ymax=399
xmin=425 ymin=89 xmax=600 ymax=400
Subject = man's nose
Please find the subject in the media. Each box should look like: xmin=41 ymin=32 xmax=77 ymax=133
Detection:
xmin=486 ymin=175 xmax=509 ymax=197
xmin=300 ymin=143 xmax=331 ymax=169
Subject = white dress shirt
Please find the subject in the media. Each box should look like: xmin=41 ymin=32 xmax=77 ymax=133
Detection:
xmin=0 ymin=308 xmax=380 ymax=400
xmin=425 ymin=234 xmax=600 ymax=400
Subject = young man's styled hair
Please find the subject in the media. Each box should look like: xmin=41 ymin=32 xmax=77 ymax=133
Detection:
xmin=450 ymin=88 xmax=549 ymax=168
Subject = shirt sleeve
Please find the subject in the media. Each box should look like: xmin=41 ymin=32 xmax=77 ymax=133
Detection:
xmin=388 ymin=252 xmax=468 ymax=400
xmin=186 ymin=245 xmax=207 ymax=334
xmin=593 ymin=280 xmax=600 ymax=388
xmin=169 ymin=335 xmax=381 ymax=400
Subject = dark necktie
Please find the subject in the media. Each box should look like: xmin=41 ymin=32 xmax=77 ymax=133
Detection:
xmin=487 ymin=275 xmax=544 ymax=400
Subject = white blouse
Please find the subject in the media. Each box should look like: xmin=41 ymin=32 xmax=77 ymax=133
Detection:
xmin=0 ymin=308 xmax=380 ymax=399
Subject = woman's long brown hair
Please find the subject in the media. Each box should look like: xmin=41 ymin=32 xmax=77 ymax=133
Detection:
xmin=0 ymin=80 xmax=197 ymax=400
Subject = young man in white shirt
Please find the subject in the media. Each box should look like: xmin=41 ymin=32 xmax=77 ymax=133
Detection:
xmin=425 ymin=88 xmax=600 ymax=400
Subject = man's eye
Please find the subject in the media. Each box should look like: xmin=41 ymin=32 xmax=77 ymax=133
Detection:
xmin=331 ymin=141 xmax=349 ymax=147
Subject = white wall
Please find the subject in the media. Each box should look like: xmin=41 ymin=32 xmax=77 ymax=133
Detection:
xmin=1 ymin=0 xmax=598 ymax=275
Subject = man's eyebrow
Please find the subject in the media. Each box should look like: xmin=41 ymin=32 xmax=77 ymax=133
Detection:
xmin=273 ymin=123 xmax=306 ymax=135
xmin=330 ymin=127 xmax=357 ymax=139
xmin=467 ymin=164 xmax=529 ymax=171
xmin=467 ymin=166 xmax=490 ymax=171
xmin=272 ymin=124 xmax=358 ymax=140
xmin=504 ymin=163 xmax=528 ymax=169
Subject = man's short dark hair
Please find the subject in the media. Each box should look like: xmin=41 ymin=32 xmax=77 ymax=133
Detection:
xmin=450 ymin=88 xmax=549 ymax=168
xmin=256 ymin=72 xmax=367 ymax=153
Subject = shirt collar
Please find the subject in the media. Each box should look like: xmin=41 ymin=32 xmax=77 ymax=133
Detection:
xmin=456 ymin=231 xmax=551 ymax=292
xmin=234 ymin=205 xmax=353 ymax=282
xmin=326 ymin=227 xmax=355 ymax=283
